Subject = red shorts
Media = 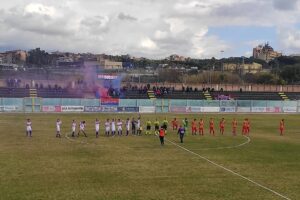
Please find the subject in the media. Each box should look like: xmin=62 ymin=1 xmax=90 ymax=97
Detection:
xmin=192 ymin=127 xmax=197 ymax=132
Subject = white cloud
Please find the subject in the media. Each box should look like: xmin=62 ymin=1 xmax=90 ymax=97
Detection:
xmin=140 ymin=37 xmax=157 ymax=50
xmin=0 ymin=0 xmax=300 ymax=58
xmin=24 ymin=3 xmax=56 ymax=17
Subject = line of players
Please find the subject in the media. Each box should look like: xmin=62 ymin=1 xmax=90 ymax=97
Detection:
xmin=25 ymin=117 xmax=285 ymax=138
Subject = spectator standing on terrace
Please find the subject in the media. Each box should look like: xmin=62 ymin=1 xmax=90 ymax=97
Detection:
xmin=56 ymin=119 xmax=62 ymax=138
xmin=26 ymin=119 xmax=32 ymax=137
xmin=178 ymin=125 xmax=186 ymax=143
xmin=279 ymin=119 xmax=285 ymax=136
xmin=95 ymin=119 xmax=100 ymax=138
xmin=232 ymin=118 xmax=238 ymax=136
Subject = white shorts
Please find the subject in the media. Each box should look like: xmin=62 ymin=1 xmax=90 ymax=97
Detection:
xmin=118 ymin=127 xmax=122 ymax=131
xmin=96 ymin=128 xmax=99 ymax=132
xmin=80 ymin=128 xmax=85 ymax=131
xmin=105 ymin=127 xmax=110 ymax=132
xmin=72 ymin=127 xmax=76 ymax=132
xmin=27 ymin=127 xmax=32 ymax=132
xmin=57 ymin=128 xmax=61 ymax=132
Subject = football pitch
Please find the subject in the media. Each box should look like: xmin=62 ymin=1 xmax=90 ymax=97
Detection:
xmin=0 ymin=113 xmax=299 ymax=200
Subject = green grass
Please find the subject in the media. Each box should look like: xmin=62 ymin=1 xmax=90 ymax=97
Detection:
xmin=0 ymin=113 xmax=299 ymax=200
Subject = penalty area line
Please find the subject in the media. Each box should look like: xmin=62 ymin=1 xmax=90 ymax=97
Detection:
xmin=166 ymin=138 xmax=291 ymax=200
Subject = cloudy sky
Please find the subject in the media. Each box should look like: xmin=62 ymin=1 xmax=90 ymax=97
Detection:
xmin=0 ymin=0 xmax=300 ymax=58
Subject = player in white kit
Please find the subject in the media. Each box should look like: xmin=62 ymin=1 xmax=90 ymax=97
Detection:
xmin=95 ymin=119 xmax=100 ymax=138
xmin=105 ymin=119 xmax=110 ymax=136
xmin=71 ymin=120 xmax=76 ymax=137
xmin=26 ymin=119 xmax=32 ymax=137
xmin=78 ymin=121 xmax=87 ymax=137
xmin=126 ymin=118 xmax=130 ymax=136
xmin=117 ymin=119 xmax=123 ymax=136
xmin=111 ymin=119 xmax=116 ymax=136
xmin=137 ymin=117 xmax=141 ymax=136
xmin=56 ymin=119 xmax=62 ymax=138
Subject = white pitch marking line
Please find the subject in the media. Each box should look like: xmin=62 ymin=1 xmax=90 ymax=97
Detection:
xmin=65 ymin=133 xmax=89 ymax=144
xmin=187 ymin=135 xmax=251 ymax=151
xmin=166 ymin=138 xmax=291 ymax=200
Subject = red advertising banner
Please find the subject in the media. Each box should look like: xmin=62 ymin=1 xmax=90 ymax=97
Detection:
xmin=101 ymin=98 xmax=120 ymax=106
xmin=42 ymin=106 xmax=61 ymax=112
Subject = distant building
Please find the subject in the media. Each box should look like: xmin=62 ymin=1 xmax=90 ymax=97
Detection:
xmin=1 ymin=50 xmax=27 ymax=65
xmin=224 ymin=62 xmax=263 ymax=74
xmin=253 ymin=43 xmax=282 ymax=62
xmin=168 ymin=54 xmax=187 ymax=62
xmin=99 ymin=59 xmax=123 ymax=70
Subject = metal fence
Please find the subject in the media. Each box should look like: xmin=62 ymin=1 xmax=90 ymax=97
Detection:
xmin=0 ymin=98 xmax=299 ymax=113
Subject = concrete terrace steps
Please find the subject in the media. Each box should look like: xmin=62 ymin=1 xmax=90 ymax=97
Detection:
xmin=147 ymin=90 xmax=156 ymax=100
xmin=278 ymin=92 xmax=289 ymax=101
xmin=203 ymin=91 xmax=213 ymax=100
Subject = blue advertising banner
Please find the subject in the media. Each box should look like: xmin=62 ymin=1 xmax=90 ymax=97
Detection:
xmin=84 ymin=106 xmax=102 ymax=112
xmin=117 ymin=107 xmax=139 ymax=112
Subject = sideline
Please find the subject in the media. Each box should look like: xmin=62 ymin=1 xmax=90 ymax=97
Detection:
xmin=166 ymin=138 xmax=291 ymax=200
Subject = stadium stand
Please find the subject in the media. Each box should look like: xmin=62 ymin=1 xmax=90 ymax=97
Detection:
xmin=210 ymin=91 xmax=283 ymax=100
xmin=36 ymin=88 xmax=83 ymax=98
xmin=0 ymin=87 xmax=30 ymax=97
xmin=285 ymin=92 xmax=300 ymax=100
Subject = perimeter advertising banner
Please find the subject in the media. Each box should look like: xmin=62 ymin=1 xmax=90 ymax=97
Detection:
xmin=101 ymin=98 xmax=119 ymax=106
xmin=42 ymin=106 xmax=62 ymax=112
xmin=61 ymin=106 xmax=84 ymax=112
xmin=201 ymin=107 xmax=220 ymax=113
xmin=282 ymin=107 xmax=297 ymax=113
xmin=186 ymin=106 xmax=202 ymax=113
xmin=236 ymin=107 xmax=251 ymax=112
xmin=251 ymin=107 xmax=267 ymax=113
xmin=117 ymin=107 xmax=139 ymax=113
xmin=266 ymin=107 xmax=281 ymax=113
xmin=139 ymin=106 xmax=156 ymax=113
xmin=0 ymin=106 xmax=19 ymax=112
xmin=84 ymin=106 xmax=102 ymax=112
xmin=170 ymin=106 xmax=187 ymax=113
xmin=220 ymin=107 xmax=236 ymax=113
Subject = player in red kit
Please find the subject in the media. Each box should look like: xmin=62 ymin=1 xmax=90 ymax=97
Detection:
xmin=199 ymin=119 xmax=204 ymax=136
xmin=232 ymin=118 xmax=238 ymax=136
xmin=246 ymin=118 xmax=250 ymax=135
xmin=209 ymin=118 xmax=215 ymax=136
xmin=242 ymin=119 xmax=247 ymax=135
xmin=279 ymin=119 xmax=284 ymax=136
xmin=219 ymin=118 xmax=225 ymax=135
xmin=192 ymin=119 xmax=197 ymax=135
xmin=172 ymin=118 xmax=178 ymax=131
